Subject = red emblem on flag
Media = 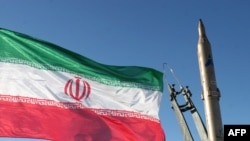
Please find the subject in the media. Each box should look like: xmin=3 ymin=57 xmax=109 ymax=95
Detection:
xmin=64 ymin=77 xmax=91 ymax=101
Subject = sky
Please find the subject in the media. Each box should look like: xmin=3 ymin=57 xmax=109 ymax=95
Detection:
xmin=0 ymin=0 xmax=250 ymax=141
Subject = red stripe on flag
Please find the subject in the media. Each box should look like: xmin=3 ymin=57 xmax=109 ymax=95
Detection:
xmin=0 ymin=101 xmax=165 ymax=141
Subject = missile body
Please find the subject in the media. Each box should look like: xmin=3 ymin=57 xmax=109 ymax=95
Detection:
xmin=197 ymin=19 xmax=223 ymax=141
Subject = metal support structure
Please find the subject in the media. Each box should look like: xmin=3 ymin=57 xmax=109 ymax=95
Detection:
xmin=168 ymin=84 xmax=194 ymax=141
xmin=167 ymin=84 xmax=208 ymax=141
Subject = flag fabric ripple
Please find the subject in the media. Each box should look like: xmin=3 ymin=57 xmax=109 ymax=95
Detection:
xmin=0 ymin=28 xmax=165 ymax=141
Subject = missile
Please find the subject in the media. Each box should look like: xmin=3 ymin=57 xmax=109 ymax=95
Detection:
xmin=197 ymin=19 xmax=223 ymax=141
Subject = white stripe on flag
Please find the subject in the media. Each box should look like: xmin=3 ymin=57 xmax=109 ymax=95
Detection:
xmin=0 ymin=62 xmax=162 ymax=119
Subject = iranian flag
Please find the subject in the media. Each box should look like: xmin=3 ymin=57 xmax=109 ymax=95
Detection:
xmin=0 ymin=28 xmax=165 ymax=141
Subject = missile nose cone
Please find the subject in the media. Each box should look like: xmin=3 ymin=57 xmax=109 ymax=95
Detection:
xmin=198 ymin=19 xmax=206 ymax=37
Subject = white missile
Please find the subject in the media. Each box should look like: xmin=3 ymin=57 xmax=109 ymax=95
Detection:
xmin=197 ymin=19 xmax=223 ymax=141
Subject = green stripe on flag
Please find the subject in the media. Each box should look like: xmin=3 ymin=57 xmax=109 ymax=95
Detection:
xmin=0 ymin=28 xmax=163 ymax=91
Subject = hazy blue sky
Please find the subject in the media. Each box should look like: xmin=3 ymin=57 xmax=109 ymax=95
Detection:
xmin=1 ymin=1 xmax=250 ymax=141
